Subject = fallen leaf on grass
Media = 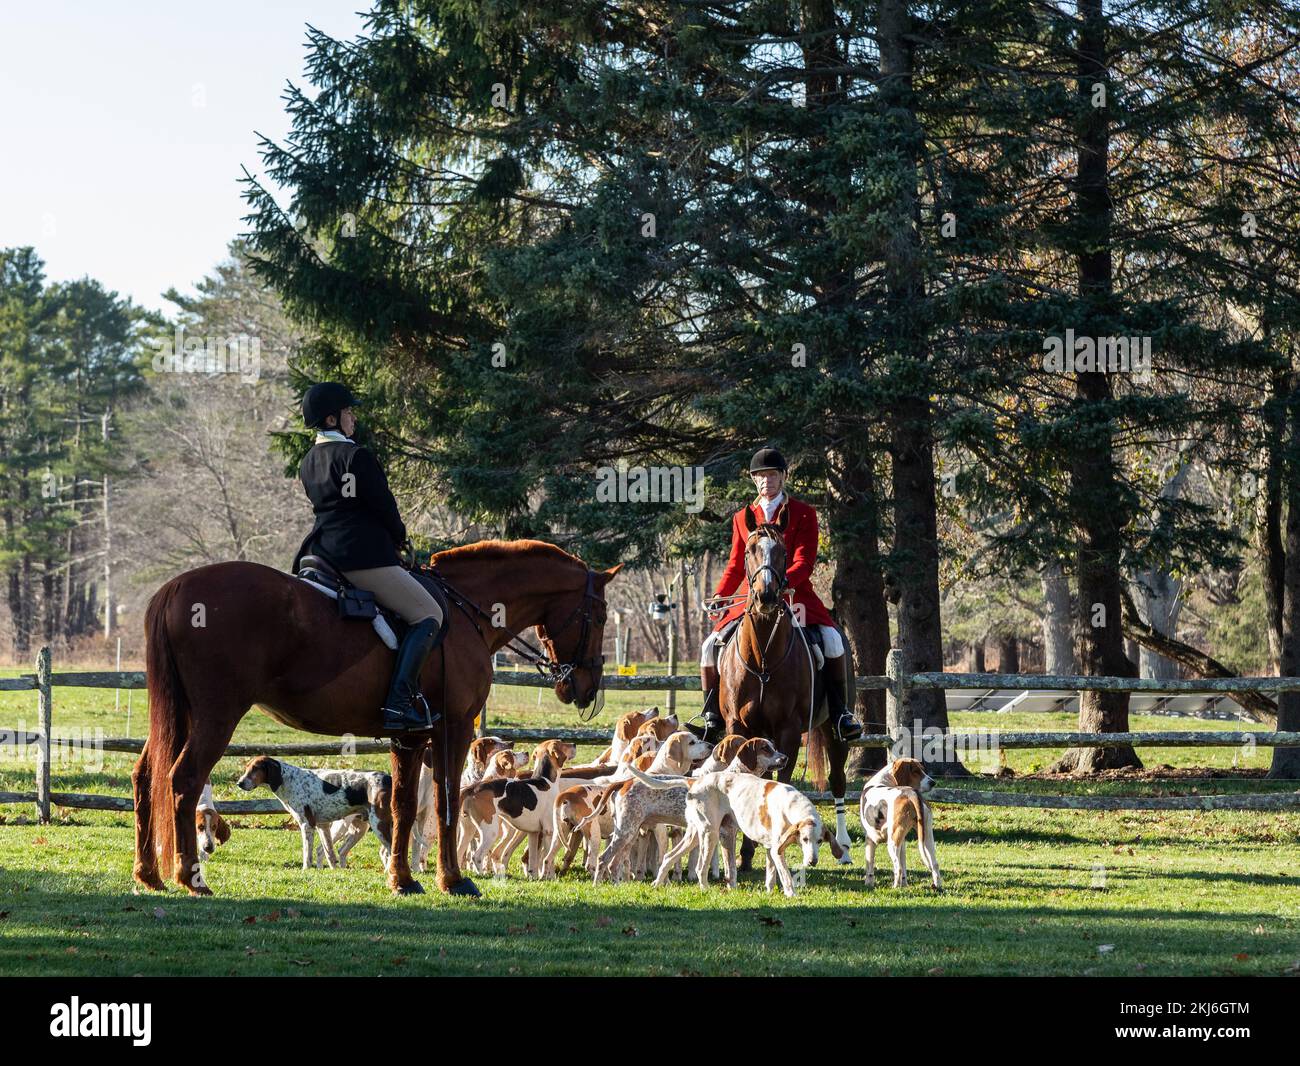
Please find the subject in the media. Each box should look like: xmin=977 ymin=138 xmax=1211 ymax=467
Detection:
xmin=594 ymin=916 xmax=611 ymax=928
xmin=622 ymin=925 xmax=638 ymax=937
xmin=1233 ymin=953 xmax=1250 ymax=962
xmin=290 ymin=959 xmax=312 ymax=967
xmin=152 ymin=907 xmax=166 ymax=920
xmin=389 ymin=956 xmax=408 ymax=967
xmin=757 ymin=915 xmax=783 ymax=927
xmin=1098 ymin=944 xmax=1115 ymax=954
xmin=242 ymin=915 xmax=257 ymax=925
xmin=926 ymin=967 xmax=944 ymax=976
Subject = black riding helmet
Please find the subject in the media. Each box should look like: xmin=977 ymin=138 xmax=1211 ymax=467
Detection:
xmin=748 ymin=446 xmax=788 ymax=474
xmin=302 ymin=382 xmax=361 ymax=429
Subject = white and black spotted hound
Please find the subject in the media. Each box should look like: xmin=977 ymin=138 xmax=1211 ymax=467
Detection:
xmin=236 ymin=756 xmax=393 ymax=871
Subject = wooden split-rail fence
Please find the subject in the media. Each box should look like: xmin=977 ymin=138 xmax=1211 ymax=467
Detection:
xmin=2 ymin=645 xmax=1299 ymax=822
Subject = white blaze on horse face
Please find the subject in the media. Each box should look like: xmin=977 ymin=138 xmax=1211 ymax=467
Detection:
xmin=757 ymin=535 xmax=778 ymax=599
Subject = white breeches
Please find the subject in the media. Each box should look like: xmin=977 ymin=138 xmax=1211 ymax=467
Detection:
xmin=700 ymin=622 xmax=843 ymax=666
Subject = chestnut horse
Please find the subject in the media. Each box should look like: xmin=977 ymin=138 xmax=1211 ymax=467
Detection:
xmin=716 ymin=504 xmax=852 ymax=868
xmin=132 ymin=540 xmax=618 ymax=897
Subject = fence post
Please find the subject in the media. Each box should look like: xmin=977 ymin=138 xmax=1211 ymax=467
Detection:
xmin=35 ymin=646 xmax=52 ymax=824
xmin=885 ymin=647 xmax=908 ymax=755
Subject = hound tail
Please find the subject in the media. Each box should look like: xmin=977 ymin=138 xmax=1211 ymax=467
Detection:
xmin=625 ymin=765 xmax=690 ymax=791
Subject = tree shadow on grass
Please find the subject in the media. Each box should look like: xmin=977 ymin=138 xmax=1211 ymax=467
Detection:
xmin=0 ymin=865 xmax=1290 ymax=978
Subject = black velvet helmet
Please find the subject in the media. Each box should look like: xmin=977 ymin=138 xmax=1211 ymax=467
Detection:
xmin=302 ymin=382 xmax=360 ymax=429
xmin=748 ymin=447 xmax=788 ymax=474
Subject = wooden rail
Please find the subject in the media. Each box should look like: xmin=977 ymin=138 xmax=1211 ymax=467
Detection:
xmin=4 ymin=646 xmax=1299 ymax=822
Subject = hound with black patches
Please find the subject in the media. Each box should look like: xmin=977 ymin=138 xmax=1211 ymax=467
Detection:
xmin=414 ymin=736 xmax=519 ymax=872
xmin=628 ymin=765 xmax=843 ymax=896
xmin=460 ymin=747 xmax=570 ymax=878
xmin=859 ymin=757 xmax=941 ymax=890
xmin=236 ymin=756 xmax=394 ymax=871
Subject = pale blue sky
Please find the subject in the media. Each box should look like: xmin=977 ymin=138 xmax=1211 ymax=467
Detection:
xmin=0 ymin=1 xmax=371 ymax=313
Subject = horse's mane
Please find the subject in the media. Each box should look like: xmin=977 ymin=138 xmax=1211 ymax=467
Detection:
xmin=432 ymin=539 xmax=584 ymax=569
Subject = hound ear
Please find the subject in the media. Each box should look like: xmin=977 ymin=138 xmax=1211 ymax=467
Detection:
xmin=743 ymin=506 xmax=757 ymax=533
xmin=775 ymin=501 xmax=789 ymax=531
xmin=214 ymin=814 xmax=232 ymax=845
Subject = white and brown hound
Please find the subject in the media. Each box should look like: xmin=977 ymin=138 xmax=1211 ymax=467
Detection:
xmin=859 ymin=757 xmax=941 ymax=889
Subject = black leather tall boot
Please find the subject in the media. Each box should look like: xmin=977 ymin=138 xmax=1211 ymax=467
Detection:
xmin=686 ymin=665 xmax=727 ymax=742
xmin=824 ymin=660 xmax=862 ymax=742
xmin=382 ymin=618 xmax=444 ymax=732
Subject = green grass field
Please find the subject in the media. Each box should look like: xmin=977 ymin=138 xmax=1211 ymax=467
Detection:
xmin=1 ymin=667 xmax=1298 ymax=976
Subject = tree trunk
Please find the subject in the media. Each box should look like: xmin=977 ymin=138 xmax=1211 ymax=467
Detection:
xmin=830 ymin=453 xmax=890 ymax=775
xmin=997 ymin=633 xmax=1019 ymax=674
xmin=971 ymin=639 xmax=986 ymax=673
xmin=1040 ymin=563 xmax=1074 ymax=674
xmin=1271 ymin=367 xmax=1300 ymax=778
xmin=1259 ymin=365 xmax=1287 ymax=675
xmin=1052 ymin=0 xmax=1139 ymax=772
xmin=877 ymin=0 xmax=964 ymax=776
xmin=101 ymin=409 xmax=113 ymax=641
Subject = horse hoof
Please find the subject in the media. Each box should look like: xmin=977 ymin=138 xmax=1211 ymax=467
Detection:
xmin=393 ymin=880 xmax=425 ymax=895
xmin=836 ymin=853 xmax=854 ymax=866
xmin=448 ymin=878 xmax=481 ymax=897
xmin=186 ymin=883 xmax=213 ymax=897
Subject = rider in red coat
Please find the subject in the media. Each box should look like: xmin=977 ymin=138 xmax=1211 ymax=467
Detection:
xmin=692 ymin=447 xmax=861 ymax=743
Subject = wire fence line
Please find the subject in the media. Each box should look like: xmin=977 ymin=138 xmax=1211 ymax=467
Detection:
xmin=2 ymin=645 xmax=1299 ymax=821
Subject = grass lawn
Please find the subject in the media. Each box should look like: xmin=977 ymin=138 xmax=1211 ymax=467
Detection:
xmin=1 ymin=665 xmax=1298 ymax=976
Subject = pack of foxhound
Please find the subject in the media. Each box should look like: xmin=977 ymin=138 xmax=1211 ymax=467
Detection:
xmin=207 ymin=707 xmax=941 ymax=898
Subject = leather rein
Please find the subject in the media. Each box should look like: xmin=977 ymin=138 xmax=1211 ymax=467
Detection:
xmin=420 ymin=565 xmax=605 ymax=690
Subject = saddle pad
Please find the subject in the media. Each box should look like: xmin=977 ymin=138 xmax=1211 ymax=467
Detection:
xmin=298 ymin=576 xmax=399 ymax=651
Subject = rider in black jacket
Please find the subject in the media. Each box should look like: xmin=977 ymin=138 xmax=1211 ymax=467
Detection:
xmin=294 ymin=382 xmax=445 ymax=733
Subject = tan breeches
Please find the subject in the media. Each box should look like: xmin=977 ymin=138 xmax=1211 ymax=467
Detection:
xmin=342 ymin=566 xmax=444 ymax=625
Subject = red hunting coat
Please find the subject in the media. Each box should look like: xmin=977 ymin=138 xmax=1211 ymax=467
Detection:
xmin=712 ymin=495 xmax=835 ymax=631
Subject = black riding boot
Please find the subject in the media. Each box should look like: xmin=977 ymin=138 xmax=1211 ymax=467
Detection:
xmin=824 ymin=660 xmax=862 ymax=742
xmin=382 ymin=618 xmax=444 ymax=733
xmin=697 ymin=684 xmax=727 ymax=742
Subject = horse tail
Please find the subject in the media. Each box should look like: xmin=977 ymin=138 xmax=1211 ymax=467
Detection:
xmin=145 ymin=578 xmax=188 ymax=880
xmin=806 ymin=723 xmax=828 ymax=792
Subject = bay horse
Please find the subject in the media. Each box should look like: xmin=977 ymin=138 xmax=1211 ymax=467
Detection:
xmin=132 ymin=540 xmax=619 ymax=898
xmin=716 ymin=504 xmax=852 ymax=869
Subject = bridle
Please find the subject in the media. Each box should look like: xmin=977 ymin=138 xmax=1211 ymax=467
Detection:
xmin=731 ymin=527 xmax=798 ymax=703
xmin=424 ymin=566 xmax=606 ymax=713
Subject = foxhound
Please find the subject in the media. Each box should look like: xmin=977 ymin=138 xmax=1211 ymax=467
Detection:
xmin=628 ymin=766 xmax=844 ymax=896
xmin=859 ymin=757 xmax=941 ymax=889
xmin=236 ymin=756 xmax=393 ymax=871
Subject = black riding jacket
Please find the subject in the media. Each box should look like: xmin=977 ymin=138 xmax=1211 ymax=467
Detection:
xmin=293 ymin=438 xmax=406 ymax=571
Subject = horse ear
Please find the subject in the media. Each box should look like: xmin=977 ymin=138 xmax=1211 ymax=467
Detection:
xmin=598 ymin=563 xmax=623 ymax=584
xmin=775 ymin=501 xmax=789 ymax=531
xmin=743 ymin=506 xmax=757 ymax=533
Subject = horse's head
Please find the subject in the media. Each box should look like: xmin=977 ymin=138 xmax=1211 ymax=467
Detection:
xmin=742 ymin=502 xmax=789 ymax=613
xmin=538 ymin=562 xmax=622 ymax=710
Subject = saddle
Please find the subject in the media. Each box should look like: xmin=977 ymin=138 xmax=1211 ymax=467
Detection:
xmin=296 ymin=554 xmax=451 ymax=652
xmin=720 ymin=615 xmax=846 ymax=730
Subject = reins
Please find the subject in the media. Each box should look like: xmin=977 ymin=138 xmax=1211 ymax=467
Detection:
xmin=418 ymin=565 xmax=606 ymax=715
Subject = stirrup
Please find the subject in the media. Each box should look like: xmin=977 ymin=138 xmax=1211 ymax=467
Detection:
xmin=383 ymin=692 xmax=440 ymax=734
xmin=832 ymin=712 xmax=862 ymax=742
